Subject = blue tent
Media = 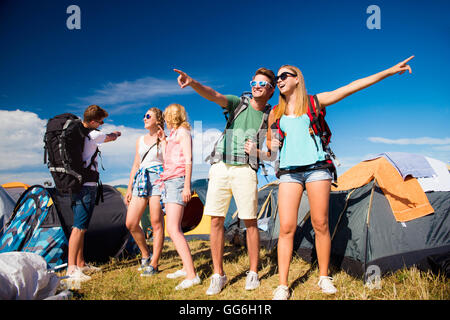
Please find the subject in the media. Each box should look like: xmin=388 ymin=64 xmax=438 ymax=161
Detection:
xmin=0 ymin=185 xmax=137 ymax=268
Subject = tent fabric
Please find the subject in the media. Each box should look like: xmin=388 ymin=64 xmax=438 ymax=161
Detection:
xmin=0 ymin=252 xmax=60 ymax=300
xmin=0 ymin=186 xmax=16 ymax=237
xmin=116 ymin=183 xmax=210 ymax=239
xmin=48 ymin=185 xmax=136 ymax=263
xmin=332 ymin=157 xmax=434 ymax=222
xmin=0 ymin=185 xmax=137 ymax=268
xmin=418 ymin=157 xmax=450 ymax=192
xmin=0 ymin=186 xmax=68 ymax=268
xmin=1 ymin=182 xmax=30 ymax=189
xmin=2 ymin=182 xmax=30 ymax=202
xmin=193 ymin=178 xmax=238 ymax=230
xmin=295 ymin=181 xmax=450 ymax=278
xmin=232 ymin=155 xmax=450 ymax=279
xmin=365 ymin=152 xmax=435 ymax=179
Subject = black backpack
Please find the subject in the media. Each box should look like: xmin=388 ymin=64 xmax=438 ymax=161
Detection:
xmin=43 ymin=113 xmax=98 ymax=195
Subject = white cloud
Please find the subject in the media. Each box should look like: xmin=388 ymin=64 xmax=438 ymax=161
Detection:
xmin=99 ymin=122 xmax=222 ymax=166
xmin=0 ymin=110 xmax=47 ymax=170
xmin=368 ymin=136 xmax=450 ymax=145
xmin=0 ymin=170 xmax=52 ymax=186
xmin=433 ymin=145 xmax=450 ymax=151
xmin=96 ymin=123 xmax=147 ymax=168
xmin=73 ymin=77 xmax=194 ymax=113
xmin=0 ymin=109 xmax=223 ymax=186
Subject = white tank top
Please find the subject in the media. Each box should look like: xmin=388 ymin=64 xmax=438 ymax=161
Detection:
xmin=138 ymin=135 xmax=163 ymax=169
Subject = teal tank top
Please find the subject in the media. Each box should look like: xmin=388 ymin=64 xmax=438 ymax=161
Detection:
xmin=279 ymin=114 xmax=326 ymax=169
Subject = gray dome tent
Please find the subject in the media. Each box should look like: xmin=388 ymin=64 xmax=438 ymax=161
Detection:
xmin=0 ymin=186 xmax=16 ymax=238
xmin=223 ymin=155 xmax=450 ymax=279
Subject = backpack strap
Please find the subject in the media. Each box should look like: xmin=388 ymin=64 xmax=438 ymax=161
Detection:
xmin=55 ymin=118 xmax=84 ymax=184
xmin=140 ymin=142 xmax=158 ymax=163
xmin=205 ymin=96 xmax=271 ymax=173
xmin=250 ymin=103 xmax=272 ymax=174
xmin=307 ymin=95 xmax=321 ymax=136
xmin=43 ymin=134 xmax=48 ymax=165
xmin=205 ymin=96 xmax=250 ymax=164
xmin=85 ymin=147 xmax=100 ymax=170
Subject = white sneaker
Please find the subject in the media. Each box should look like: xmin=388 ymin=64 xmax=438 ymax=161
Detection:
xmin=175 ymin=274 xmax=201 ymax=290
xmin=206 ymin=273 xmax=228 ymax=295
xmin=66 ymin=268 xmax=91 ymax=282
xmin=167 ymin=269 xmax=187 ymax=279
xmin=318 ymin=276 xmax=337 ymax=294
xmin=80 ymin=263 xmax=101 ymax=274
xmin=273 ymin=285 xmax=290 ymax=300
xmin=245 ymin=271 xmax=260 ymax=290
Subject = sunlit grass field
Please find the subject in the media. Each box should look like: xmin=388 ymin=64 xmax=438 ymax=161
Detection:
xmin=69 ymin=239 xmax=449 ymax=300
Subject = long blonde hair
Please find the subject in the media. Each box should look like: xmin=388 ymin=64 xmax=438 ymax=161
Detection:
xmin=273 ymin=65 xmax=309 ymax=121
xmin=163 ymin=103 xmax=191 ymax=130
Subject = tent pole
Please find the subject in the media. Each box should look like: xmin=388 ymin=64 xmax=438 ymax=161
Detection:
xmin=363 ymin=179 xmax=377 ymax=282
xmin=331 ymin=188 xmax=357 ymax=241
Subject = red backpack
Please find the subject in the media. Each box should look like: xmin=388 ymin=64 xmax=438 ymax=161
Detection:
xmin=271 ymin=95 xmax=339 ymax=182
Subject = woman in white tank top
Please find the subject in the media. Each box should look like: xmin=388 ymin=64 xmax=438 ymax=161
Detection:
xmin=125 ymin=107 xmax=166 ymax=275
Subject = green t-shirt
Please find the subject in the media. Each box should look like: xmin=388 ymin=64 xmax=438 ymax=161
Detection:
xmin=215 ymin=95 xmax=264 ymax=165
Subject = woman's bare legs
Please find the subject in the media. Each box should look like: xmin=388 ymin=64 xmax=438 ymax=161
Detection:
xmin=165 ymin=203 xmax=196 ymax=279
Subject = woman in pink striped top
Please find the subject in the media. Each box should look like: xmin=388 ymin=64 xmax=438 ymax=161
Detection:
xmin=159 ymin=103 xmax=201 ymax=290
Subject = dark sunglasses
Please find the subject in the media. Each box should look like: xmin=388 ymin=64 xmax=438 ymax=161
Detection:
xmin=276 ymin=72 xmax=297 ymax=82
xmin=143 ymin=113 xmax=151 ymax=119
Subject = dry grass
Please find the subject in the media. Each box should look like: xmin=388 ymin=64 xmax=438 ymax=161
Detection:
xmin=71 ymin=240 xmax=449 ymax=300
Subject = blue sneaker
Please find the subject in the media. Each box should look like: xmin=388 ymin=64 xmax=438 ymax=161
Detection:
xmin=140 ymin=265 xmax=159 ymax=277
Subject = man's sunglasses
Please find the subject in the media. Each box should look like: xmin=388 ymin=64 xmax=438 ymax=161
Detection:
xmin=250 ymin=80 xmax=273 ymax=88
xmin=276 ymin=72 xmax=297 ymax=82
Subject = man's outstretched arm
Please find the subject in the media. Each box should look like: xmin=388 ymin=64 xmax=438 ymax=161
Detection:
xmin=174 ymin=69 xmax=228 ymax=109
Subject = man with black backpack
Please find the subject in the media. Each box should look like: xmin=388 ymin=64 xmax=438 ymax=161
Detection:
xmin=55 ymin=105 xmax=121 ymax=282
xmin=174 ymin=68 xmax=275 ymax=295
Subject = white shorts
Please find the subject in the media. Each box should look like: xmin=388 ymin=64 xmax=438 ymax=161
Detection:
xmin=204 ymin=161 xmax=258 ymax=220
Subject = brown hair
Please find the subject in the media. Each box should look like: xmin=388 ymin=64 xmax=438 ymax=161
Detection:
xmin=83 ymin=105 xmax=108 ymax=123
xmin=163 ymin=103 xmax=191 ymax=130
xmin=273 ymin=65 xmax=309 ymax=121
xmin=254 ymin=67 xmax=276 ymax=88
xmin=147 ymin=107 xmax=165 ymax=147
xmin=147 ymin=107 xmax=164 ymax=129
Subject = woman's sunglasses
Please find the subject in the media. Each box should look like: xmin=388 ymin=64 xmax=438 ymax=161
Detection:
xmin=143 ymin=113 xmax=151 ymax=119
xmin=276 ymin=72 xmax=297 ymax=82
xmin=250 ymin=80 xmax=273 ymax=88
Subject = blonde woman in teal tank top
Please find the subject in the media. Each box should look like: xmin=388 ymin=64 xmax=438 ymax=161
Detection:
xmin=268 ymin=56 xmax=415 ymax=300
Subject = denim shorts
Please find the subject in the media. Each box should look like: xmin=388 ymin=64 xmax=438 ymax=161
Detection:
xmin=162 ymin=176 xmax=186 ymax=207
xmin=71 ymin=186 xmax=97 ymax=230
xmin=279 ymin=168 xmax=332 ymax=188
xmin=132 ymin=171 xmax=162 ymax=197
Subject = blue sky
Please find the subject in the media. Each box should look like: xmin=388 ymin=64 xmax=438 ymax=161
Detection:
xmin=0 ymin=0 xmax=449 ymax=186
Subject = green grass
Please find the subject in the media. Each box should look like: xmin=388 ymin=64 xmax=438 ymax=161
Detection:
xmin=69 ymin=240 xmax=449 ymax=300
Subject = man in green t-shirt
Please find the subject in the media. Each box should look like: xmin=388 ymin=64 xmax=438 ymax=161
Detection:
xmin=174 ymin=68 xmax=275 ymax=295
